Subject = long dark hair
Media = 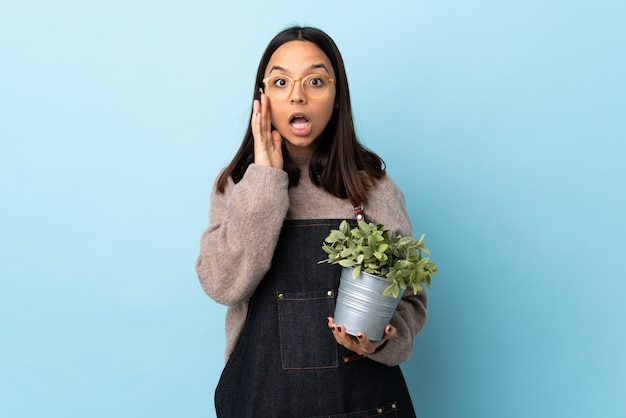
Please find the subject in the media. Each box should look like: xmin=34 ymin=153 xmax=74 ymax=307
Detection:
xmin=215 ymin=26 xmax=386 ymax=205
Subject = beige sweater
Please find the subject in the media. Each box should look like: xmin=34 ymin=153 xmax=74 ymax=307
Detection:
xmin=196 ymin=155 xmax=427 ymax=366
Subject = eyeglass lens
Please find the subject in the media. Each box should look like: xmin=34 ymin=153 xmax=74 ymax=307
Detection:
xmin=265 ymin=74 xmax=330 ymax=100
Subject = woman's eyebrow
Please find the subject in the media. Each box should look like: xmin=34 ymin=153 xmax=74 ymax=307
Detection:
xmin=310 ymin=63 xmax=330 ymax=73
xmin=268 ymin=63 xmax=330 ymax=74
xmin=269 ymin=65 xmax=287 ymax=74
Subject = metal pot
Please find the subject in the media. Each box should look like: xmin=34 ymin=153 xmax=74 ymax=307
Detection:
xmin=333 ymin=267 xmax=404 ymax=341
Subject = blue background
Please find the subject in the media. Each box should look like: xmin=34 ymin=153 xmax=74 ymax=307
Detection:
xmin=1 ymin=1 xmax=625 ymax=417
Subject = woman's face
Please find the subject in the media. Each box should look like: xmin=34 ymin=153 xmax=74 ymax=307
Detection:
xmin=263 ymin=40 xmax=336 ymax=156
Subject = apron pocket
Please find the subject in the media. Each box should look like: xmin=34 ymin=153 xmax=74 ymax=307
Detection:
xmin=306 ymin=401 xmax=400 ymax=417
xmin=276 ymin=289 xmax=338 ymax=370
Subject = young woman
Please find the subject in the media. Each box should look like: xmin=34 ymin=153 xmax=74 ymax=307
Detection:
xmin=196 ymin=26 xmax=427 ymax=417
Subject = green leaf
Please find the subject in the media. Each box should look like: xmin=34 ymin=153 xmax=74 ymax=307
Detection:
xmin=339 ymin=259 xmax=356 ymax=268
xmin=340 ymin=247 xmax=353 ymax=258
xmin=393 ymin=260 xmax=410 ymax=270
xmin=383 ymin=283 xmax=401 ymax=299
xmin=326 ymin=230 xmax=346 ymax=243
xmin=339 ymin=220 xmax=350 ymax=235
xmin=411 ymin=283 xmax=424 ymax=294
xmin=321 ymin=245 xmax=336 ymax=254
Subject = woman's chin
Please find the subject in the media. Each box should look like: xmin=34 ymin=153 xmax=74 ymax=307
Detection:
xmin=283 ymin=136 xmax=320 ymax=156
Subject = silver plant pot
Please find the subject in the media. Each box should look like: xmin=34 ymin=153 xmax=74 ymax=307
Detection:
xmin=333 ymin=267 xmax=404 ymax=341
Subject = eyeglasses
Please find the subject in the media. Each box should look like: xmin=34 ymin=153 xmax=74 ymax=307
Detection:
xmin=262 ymin=73 xmax=335 ymax=100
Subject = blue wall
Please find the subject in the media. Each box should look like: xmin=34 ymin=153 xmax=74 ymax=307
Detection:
xmin=1 ymin=1 xmax=625 ymax=417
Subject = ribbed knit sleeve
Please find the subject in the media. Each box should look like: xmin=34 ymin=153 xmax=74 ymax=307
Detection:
xmin=365 ymin=288 xmax=428 ymax=366
xmin=195 ymin=164 xmax=289 ymax=306
xmin=358 ymin=176 xmax=429 ymax=366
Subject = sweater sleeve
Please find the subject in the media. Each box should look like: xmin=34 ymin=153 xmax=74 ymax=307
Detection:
xmin=366 ymin=288 xmax=428 ymax=366
xmin=363 ymin=175 xmax=429 ymax=366
xmin=195 ymin=164 xmax=289 ymax=306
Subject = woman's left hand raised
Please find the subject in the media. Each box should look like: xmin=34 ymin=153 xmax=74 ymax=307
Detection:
xmin=252 ymin=93 xmax=283 ymax=169
xmin=327 ymin=317 xmax=396 ymax=355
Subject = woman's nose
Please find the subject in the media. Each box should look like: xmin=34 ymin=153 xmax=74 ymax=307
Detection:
xmin=289 ymin=79 xmax=307 ymax=103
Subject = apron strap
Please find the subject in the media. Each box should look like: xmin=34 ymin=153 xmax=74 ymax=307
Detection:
xmin=352 ymin=203 xmax=365 ymax=222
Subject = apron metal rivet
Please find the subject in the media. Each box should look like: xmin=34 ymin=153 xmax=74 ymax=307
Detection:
xmin=277 ymin=293 xmax=284 ymax=299
xmin=392 ymin=403 xmax=397 ymax=409
xmin=327 ymin=290 xmax=333 ymax=297
xmin=377 ymin=408 xmax=383 ymax=413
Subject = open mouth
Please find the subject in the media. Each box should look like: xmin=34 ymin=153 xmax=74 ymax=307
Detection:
xmin=290 ymin=113 xmax=310 ymax=129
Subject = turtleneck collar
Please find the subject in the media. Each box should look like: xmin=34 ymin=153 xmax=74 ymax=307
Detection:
xmin=289 ymin=153 xmax=311 ymax=169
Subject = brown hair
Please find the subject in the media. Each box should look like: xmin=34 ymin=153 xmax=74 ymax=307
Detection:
xmin=215 ymin=26 xmax=385 ymax=205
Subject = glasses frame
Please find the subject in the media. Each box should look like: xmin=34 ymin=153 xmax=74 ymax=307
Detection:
xmin=262 ymin=73 xmax=336 ymax=100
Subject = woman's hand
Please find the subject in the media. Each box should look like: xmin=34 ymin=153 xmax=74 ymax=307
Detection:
xmin=327 ymin=317 xmax=397 ymax=355
xmin=252 ymin=93 xmax=283 ymax=169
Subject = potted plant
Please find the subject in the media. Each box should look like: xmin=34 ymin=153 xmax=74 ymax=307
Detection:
xmin=319 ymin=220 xmax=438 ymax=340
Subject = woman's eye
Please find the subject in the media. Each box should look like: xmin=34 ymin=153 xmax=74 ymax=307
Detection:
xmin=274 ymin=78 xmax=289 ymax=88
xmin=308 ymin=77 xmax=325 ymax=87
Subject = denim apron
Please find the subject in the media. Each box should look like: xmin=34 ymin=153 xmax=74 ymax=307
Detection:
xmin=215 ymin=219 xmax=416 ymax=417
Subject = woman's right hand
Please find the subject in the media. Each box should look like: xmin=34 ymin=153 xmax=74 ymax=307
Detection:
xmin=252 ymin=93 xmax=283 ymax=169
